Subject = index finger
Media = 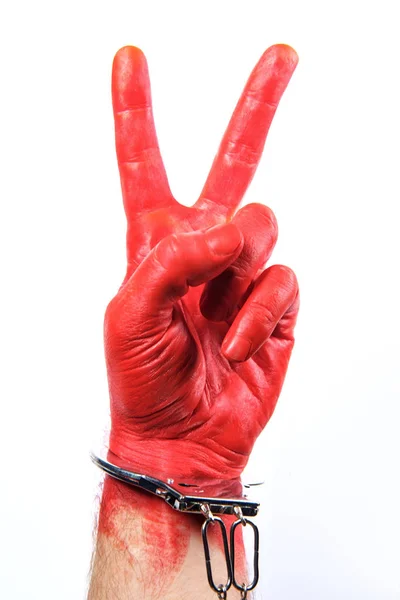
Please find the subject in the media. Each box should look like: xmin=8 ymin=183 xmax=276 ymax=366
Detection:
xmin=112 ymin=46 xmax=174 ymax=215
xmin=195 ymin=45 xmax=298 ymax=217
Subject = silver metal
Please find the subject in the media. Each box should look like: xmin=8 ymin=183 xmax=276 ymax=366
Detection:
xmin=200 ymin=503 xmax=215 ymax=521
xmin=202 ymin=513 xmax=232 ymax=595
xmin=233 ymin=505 xmax=246 ymax=525
xmin=217 ymin=586 xmax=228 ymax=599
xmin=91 ymin=448 xmax=260 ymax=516
xmin=230 ymin=517 xmax=260 ymax=593
xmin=200 ymin=503 xmax=260 ymax=598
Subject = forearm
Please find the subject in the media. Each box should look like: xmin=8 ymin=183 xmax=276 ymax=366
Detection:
xmin=88 ymin=476 xmax=247 ymax=600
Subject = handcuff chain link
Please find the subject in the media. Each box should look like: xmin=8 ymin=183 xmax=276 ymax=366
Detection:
xmin=201 ymin=504 xmax=260 ymax=598
xmin=201 ymin=504 xmax=232 ymax=598
xmin=230 ymin=510 xmax=260 ymax=596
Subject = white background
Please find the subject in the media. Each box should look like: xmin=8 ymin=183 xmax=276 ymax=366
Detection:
xmin=1 ymin=1 xmax=399 ymax=598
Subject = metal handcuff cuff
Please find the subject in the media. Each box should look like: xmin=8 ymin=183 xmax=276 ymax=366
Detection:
xmin=91 ymin=448 xmax=261 ymax=599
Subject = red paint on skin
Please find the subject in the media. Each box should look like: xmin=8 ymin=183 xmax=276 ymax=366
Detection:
xmin=98 ymin=477 xmax=244 ymax=595
xmin=99 ymin=477 xmax=248 ymax=592
xmin=100 ymin=43 xmax=299 ymax=590
xmin=207 ymin=513 xmax=247 ymax=579
xmin=98 ymin=476 xmax=193 ymax=594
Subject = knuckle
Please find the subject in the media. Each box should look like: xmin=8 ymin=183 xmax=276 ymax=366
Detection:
xmin=270 ymin=264 xmax=298 ymax=290
xmin=253 ymin=203 xmax=278 ymax=230
xmin=225 ymin=139 xmax=259 ymax=166
xmin=233 ymin=204 xmax=278 ymax=274
xmin=163 ymin=233 xmax=181 ymax=253
xmin=154 ymin=234 xmax=180 ymax=269
xmin=248 ymin=299 xmax=275 ymax=326
xmin=237 ymin=202 xmax=278 ymax=232
xmin=104 ymin=294 xmax=127 ymax=343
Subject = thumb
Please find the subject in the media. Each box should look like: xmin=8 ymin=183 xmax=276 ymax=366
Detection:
xmin=116 ymin=223 xmax=243 ymax=323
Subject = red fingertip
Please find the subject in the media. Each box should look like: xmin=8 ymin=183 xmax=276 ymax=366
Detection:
xmin=263 ymin=44 xmax=299 ymax=67
xmin=113 ymin=45 xmax=146 ymax=65
xmin=112 ymin=46 xmax=150 ymax=113
xmin=205 ymin=223 xmax=243 ymax=256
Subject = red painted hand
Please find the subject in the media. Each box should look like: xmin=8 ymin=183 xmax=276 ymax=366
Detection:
xmin=105 ymin=45 xmax=300 ymax=482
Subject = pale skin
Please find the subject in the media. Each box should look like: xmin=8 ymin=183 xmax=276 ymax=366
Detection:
xmin=88 ymin=43 xmax=299 ymax=599
xmin=88 ymin=480 xmax=240 ymax=600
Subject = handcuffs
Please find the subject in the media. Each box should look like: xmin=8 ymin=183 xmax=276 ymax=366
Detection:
xmin=91 ymin=448 xmax=261 ymax=599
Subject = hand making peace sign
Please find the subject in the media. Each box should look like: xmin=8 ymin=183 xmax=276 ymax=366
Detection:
xmin=105 ymin=45 xmax=300 ymax=482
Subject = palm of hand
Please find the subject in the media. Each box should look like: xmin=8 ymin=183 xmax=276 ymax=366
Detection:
xmin=105 ymin=46 xmax=299 ymax=480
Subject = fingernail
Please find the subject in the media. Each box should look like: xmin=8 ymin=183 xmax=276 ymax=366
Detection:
xmin=205 ymin=223 xmax=242 ymax=256
xmin=222 ymin=335 xmax=252 ymax=362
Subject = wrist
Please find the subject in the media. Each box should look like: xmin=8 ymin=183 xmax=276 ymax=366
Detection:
xmin=99 ymin=473 xmax=197 ymax=533
xmin=108 ymin=425 xmax=249 ymax=481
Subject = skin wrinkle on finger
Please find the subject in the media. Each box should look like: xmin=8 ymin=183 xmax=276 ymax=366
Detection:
xmin=112 ymin=46 xmax=174 ymax=215
xmin=90 ymin=43 xmax=300 ymax=600
xmin=195 ymin=44 xmax=298 ymax=215
xmin=117 ymin=226 xmax=244 ymax=315
xmin=115 ymin=105 xmax=152 ymax=114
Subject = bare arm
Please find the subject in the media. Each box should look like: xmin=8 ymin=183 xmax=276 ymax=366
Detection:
xmin=89 ymin=476 xmax=246 ymax=599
